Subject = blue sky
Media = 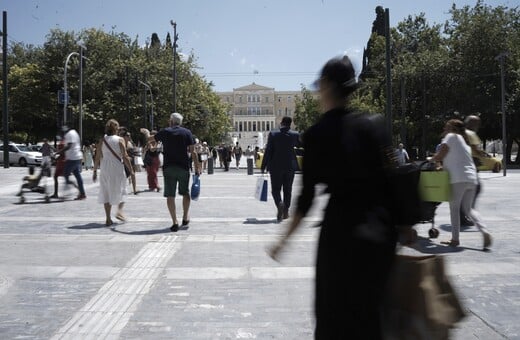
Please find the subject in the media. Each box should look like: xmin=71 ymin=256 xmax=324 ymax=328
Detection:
xmin=2 ymin=0 xmax=515 ymax=91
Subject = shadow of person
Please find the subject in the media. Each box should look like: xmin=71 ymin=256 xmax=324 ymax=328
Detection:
xmin=68 ymin=223 xmax=108 ymax=230
xmin=109 ymin=227 xmax=172 ymax=235
xmin=408 ymin=236 xmax=464 ymax=254
xmin=243 ymin=218 xmax=278 ymax=225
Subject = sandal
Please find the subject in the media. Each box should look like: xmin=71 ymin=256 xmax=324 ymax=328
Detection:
xmin=181 ymin=219 xmax=190 ymax=226
xmin=106 ymin=219 xmax=114 ymax=227
xmin=115 ymin=213 xmax=126 ymax=222
xmin=170 ymin=224 xmax=179 ymax=232
xmin=441 ymin=239 xmax=460 ymax=247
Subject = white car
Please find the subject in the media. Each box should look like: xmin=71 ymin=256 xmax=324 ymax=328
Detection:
xmin=0 ymin=143 xmax=43 ymax=166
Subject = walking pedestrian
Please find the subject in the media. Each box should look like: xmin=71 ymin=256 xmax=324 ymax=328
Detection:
xmin=50 ymin=135 xmax=67 ymax=199
xmin=56 ymin=125 xmax=86 ymax=200
xmin=431 ymin=119 xmax=492 ymax=249
xmin=92 ymin=119 xmax=134 ymax=226
xmin=150 ymin=112 xmax=200 ymax=232
xmin=119 ymin=128 xmax=138 ymax=195
xmin=232 ymin=142 xmax=242 ymax=169
xmin=40 ymin=138 xmax=52 ymax=168
xmin=261 ymin=116 xmax=300 ymax=222
xmin=142 ymin=130 xmax=161 ymax=192
xmin=269 ymin=56 xmax=397 ymax=339
xmin=459 ymin=114 xmax=484 ymax=227
xmin=395 ymin=143 xmax=409 ymax=166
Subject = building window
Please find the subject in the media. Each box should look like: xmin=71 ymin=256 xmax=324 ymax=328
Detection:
xmin=239 ymin=122 xmax=243 ymax=132
xmin=248 ymin=121 xmax=251 ymax=131
xmin=278 ymin=97 xmax=281 ymax=102
xmin=252 ymin=122 xmax=256 ymax=132
xmin=278 ymin=109 xmax=282 ymax=116
xmin=266 ymin=122 xmax=270 ymax=131
xmin=288 ymin=109 xmax=292 ymax=115
xmin=288 ymin=96 xmax=292 ymax=102
xmin=265 ymin=97 xmax=269 ymax=103
xmin=239 ymin=96 xmax=242 ymax=103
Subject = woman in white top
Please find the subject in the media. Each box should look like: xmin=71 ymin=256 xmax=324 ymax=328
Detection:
xmin=431 ymin=119 xmax=491 ymax=249
xmin=93 ymin=119 xmax=134 ymax=226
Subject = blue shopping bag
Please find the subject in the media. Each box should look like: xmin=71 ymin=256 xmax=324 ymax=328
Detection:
xmin=255 ymin=176 xmax=268 ymax=202
xmin=191 ymin=175 xmax=200 ymax=201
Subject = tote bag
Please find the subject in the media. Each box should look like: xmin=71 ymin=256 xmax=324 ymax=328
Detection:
xmin=383 ymin=255 xmax=465 ymax=339
xmin=255 ymin=176 xmax=268 ymax=202
xmin=418 ymin=171 xmax=451 ymax=202
xmin=191 ymin=175 xmax=200 ymax=201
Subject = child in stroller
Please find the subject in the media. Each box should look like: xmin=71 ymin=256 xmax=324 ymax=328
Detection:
xmin=17 ymin=162 xmax=52 ymax=203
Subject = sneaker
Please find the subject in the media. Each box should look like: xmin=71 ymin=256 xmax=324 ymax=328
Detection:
xmin=74 ymin=194 xmax=87 ymax=200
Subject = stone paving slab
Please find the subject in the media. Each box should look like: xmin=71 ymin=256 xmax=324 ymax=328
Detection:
xmin=0 ymin=167 xmax=518 ymax=339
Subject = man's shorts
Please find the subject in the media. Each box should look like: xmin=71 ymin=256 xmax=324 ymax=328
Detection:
xmin=163 ymin=165 xmax=190 ymax=197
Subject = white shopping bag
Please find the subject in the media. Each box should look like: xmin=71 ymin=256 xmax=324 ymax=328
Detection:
xmin=255 ymin=176 xmax=268 ymax=202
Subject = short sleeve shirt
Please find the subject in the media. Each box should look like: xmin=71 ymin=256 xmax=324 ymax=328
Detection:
xmin=64 ymin=129 xmax=83 ymax=161
xmin=441 ymin=133 xmax=477 ymax=184
xmin=155 ymin=126 xmax=195 ymax=170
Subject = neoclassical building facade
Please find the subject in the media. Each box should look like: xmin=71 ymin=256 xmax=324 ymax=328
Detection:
xmin=217 ymin=83 xmax=301 ymax=148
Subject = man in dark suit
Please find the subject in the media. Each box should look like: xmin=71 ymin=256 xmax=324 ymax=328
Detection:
xmin=261 ymin=116 xmax=300 ymax=222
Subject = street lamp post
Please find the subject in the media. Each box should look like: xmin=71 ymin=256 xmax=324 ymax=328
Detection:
xmin=2 ymin=11 xmax=9 ymax=168
xmin=495 ymin=52 xmax=508 ymax=176
xmin=170 ymin=20 xmax=178 ymax=112
xmin=78 ymin=42 xmax=87 ymax=143
xmin=139 ymin=80 xmax=154 ymax=130
xmin=63 ymin=52 xmax=79 ymax=126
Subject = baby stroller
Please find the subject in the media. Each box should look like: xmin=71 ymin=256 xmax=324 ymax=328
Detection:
xmin=416 ymin=161 xmax=450 ymax=239
xmin=17 ymin=162 xmax=52 ymax=203
xmin=419 ymin=201 xmax=441 ymax=238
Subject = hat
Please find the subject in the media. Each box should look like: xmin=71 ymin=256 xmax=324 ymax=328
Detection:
xmin=202 ymin=141 xmax=207 ymax=145
xmin=313 ymin=55 xmax=357 ymax=91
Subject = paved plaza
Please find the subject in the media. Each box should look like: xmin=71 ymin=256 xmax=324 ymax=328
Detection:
xmin=0 ymin=165 xmax=518 ymax=339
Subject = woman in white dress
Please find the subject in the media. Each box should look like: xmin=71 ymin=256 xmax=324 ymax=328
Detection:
xmin=92 ymin=119 xmax=134 ymax=226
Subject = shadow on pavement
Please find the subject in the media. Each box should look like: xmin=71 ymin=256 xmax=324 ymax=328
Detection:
xmin=68 ymin=223 xmax=108 ymax=230
xmin=438 ymin=223 xmax=479 ymax=233
xmin=14 ymin=198 xmax=66 ymax=205
xmin=109 ymin=227 xmax=173 ymax=235
xmin=243 ymin=218 xmax=278 ymax=225
xmin=408 ymin=236 xmax=485 ymax=254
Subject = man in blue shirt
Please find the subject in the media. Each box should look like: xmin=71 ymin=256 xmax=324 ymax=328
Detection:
xmin=152 ymin=112 xmax=200 ymax=232
xmin=261 ymin=116 xmax=300 ymax=222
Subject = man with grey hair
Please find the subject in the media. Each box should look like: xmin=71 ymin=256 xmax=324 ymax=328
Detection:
xmin=460 ymin=114 xmax=484 ymax=227
xmin=151 ymin=112 xmax=200 ymax=232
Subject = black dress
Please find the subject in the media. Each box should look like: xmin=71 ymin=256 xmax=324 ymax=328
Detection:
xmin=296 ymin=108 xmax=397 ymax=339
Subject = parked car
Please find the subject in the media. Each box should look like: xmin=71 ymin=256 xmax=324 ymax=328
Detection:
xmin=0 ymin=143 xmax=43 ymax=166
xmin=475 ymin=152 xmax=502 ymax=173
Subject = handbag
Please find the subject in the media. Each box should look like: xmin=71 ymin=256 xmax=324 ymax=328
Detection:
xmin=418 ymin=170 xmax=451 ymax=202
xmin=190 ymin=174 xmax=200 ymax=201
xmin=135 ymin=155 xmax=144 ymax=166
xmin=255 ymin=176 xmax=268 ymax=202
xmin=143 ymin=151 xmax=152 ymax=166
xmin=383 ymin=255 xmax=466 ymax=339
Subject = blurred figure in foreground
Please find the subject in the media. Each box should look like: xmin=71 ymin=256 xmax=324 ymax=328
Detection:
xmin=269 ymin=56 xmax=397 ymax=339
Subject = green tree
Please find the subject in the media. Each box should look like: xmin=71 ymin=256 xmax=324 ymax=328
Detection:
xmin=294 ymin=85 xmax=320 ymax=133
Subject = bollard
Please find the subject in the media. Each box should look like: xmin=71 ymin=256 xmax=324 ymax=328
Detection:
xmin=207 ymin=157 xmax=214 ymax=175
xmin=247 ymin=158 xmax=254 ymax=175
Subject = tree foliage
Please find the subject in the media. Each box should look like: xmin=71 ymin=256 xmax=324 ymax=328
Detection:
xmin=1 ymin=28 xmax=230 ymax=146
xmin=358 ymin=1 xmax=520 ymax=162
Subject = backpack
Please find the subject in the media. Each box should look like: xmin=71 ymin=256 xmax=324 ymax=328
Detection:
xmin=342 ymin=112 xmax=422 ymax=226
